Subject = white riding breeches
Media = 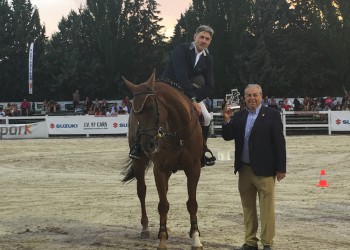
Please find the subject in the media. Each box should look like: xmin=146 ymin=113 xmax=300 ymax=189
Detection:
xmin=198 ymin=101 xmax=213 ymax=126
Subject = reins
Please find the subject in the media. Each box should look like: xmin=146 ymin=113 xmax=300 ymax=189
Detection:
xmin=132 ymin=84 xmax=198 ymax=142
xmin=155 ymin=96 xmax=199 ymax=141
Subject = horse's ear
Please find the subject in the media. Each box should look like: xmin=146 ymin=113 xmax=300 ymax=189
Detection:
xmin=146 ymin=69 xmax=156 ymax=89
xmin=122 ymin=76 xmax=136 ymax=92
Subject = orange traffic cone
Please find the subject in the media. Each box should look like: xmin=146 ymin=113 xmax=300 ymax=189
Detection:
xmin=317 ymin=169 xmax=329 ymax=187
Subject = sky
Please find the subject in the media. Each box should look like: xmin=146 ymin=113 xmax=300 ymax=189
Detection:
xmin=26 ymin=0 xmax=192 ymax=38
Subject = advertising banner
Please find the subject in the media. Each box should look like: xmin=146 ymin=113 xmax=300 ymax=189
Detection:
xmin=46 ymin=115 xmax=129 ymax=135
xmin=330 ymin=111 xmax=350 ymax=131
xmin=0 ymin=121 xmax=49 ymax=139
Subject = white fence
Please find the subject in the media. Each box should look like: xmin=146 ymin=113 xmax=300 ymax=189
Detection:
xmin=0 ymin=115 xmax=129 ymax=139
xmin=1 ymin=111 xmax=350 ymax=139
xmin=210 ymin=110 xmax=350 ymax=137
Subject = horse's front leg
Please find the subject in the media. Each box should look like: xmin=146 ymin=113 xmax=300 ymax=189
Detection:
xmin=134 ymin=159 xmax=150 ymax=238
xmin=185 ymin=162 xmax=203 ymax=250
xmin=153 ymin=165 xmax=171 ymax=250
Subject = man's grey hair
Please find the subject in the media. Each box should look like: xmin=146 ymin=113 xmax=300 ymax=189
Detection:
xmin=245 ymin=84 xmax=263 ymax=96
xmin=196 ymin=25 xmax=214 ymax=37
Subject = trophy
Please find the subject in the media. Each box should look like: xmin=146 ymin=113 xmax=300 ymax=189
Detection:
xmin=226 ymin=89 xmax=241 ymax=110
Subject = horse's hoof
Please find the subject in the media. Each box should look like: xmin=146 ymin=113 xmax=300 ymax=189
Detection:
xmin=140 ymin=230 xmax=150 ymax=239
xmin=191 ymin=246 xmax=203 ymax=250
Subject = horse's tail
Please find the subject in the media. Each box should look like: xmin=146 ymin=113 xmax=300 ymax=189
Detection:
xmin=121 ymin=158 xmax=152 ymax=183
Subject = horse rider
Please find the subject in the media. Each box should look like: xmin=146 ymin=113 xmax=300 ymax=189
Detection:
xmin=129 ymin=25 xmax=216 ymax=167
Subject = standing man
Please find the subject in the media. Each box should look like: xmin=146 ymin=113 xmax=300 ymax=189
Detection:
xmin=20 ymin=99 xmax=31 ymax=116
xmin=129 ymin=25 xmax=216 ymax=166
xmin=222 ymin=84 xmax=286 ymax=250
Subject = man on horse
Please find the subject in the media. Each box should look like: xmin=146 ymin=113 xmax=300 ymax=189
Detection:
xmin=129 ymin=25 xmax=216 ymax=167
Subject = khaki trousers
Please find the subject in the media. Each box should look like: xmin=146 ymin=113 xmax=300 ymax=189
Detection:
xmin=238 ymin=164 xmax=275 ymax=247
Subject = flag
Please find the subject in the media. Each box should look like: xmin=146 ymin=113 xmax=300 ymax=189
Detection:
xmin=28 ymin=42 xmax=34 ymax=95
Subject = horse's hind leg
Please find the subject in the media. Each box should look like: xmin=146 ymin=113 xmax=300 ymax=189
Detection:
xmin=185 ymin=164 xmax=203 ymax=250
xmin=134 ymin=158 xmax=150 ymax=238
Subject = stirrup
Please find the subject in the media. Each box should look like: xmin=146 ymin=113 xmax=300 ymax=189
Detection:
xmin=203 ymin=148 xmax=216 ymax=167
xmin=129 ymin=153 xmax=141 ymax=160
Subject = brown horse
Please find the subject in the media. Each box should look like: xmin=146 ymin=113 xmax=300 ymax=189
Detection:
xmin=122 ymin=71 xmax=204 ymax=250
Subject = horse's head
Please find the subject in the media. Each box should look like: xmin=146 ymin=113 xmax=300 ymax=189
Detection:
xmin=123 ymin=71 xmax=160 ymax=155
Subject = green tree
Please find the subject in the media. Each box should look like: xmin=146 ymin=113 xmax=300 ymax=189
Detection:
xmin=0 ymin=0 xmax=46 ymax=101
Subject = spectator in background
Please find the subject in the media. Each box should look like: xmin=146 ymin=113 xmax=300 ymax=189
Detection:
xmin=4 ymin=103 xmax=11 ymax=116
xmin=303 ymin=96 xmax=312 ymax=111
xmin=281 ymin=98 xmax=292 ymax=111
xmin=262 ymin=96 xmax=269 ymax=107
xmin=111 ymin=103 xmax=119 ymax=115
xmin=47 ymin=100 xmax=57 ymax=113
xmin=293 ymin=96 xmax=302 ymax=111
xmin=0 ymin=107 xmax=5 ymax=117
xmin=87 ymin=104 xmax=95 ymax=115
xmin=122 ymin=96 xmax=131 ymax=114
xmin=31 ymin=102 xmax=35 ymax=113
xmin=204 ymin=96 xmax=213 ymax=112
xmin=0 ymin=107 xmax=5 ymax=124
xmin=105 ymin=108 xmax=112 ymax=116
xmin=84 ymin=97 xmax=93 ymax=114
xmin=73 ymin=90 xmax=80 ymax=109
xmin=268 ymin=96 xmax=278 ymax=109
xmin=342 ymin=95 xmax=350 ymax=110
xmin=119 ymin=102 xmax=129 ymax=114
xmin=341 ymin=94 xmax=348 ymax=108
xmin=122 ymin=96 xmax=128 ymax=107
xmin=10 ymin=103 xmax=20 ymax=116
xmin=42 ymin=99 xmax=49 ymax=113
xmin=324 ymin=96 xmax=333 ymax=110
xmin=20 ymin=99 xmax=31 ymax=116
xmin=101 ymin=98 xmax=108 ymax=115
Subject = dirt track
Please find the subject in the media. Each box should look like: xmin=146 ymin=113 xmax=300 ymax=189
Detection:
xmin=0 ymin=136 xmax=349 ymax=250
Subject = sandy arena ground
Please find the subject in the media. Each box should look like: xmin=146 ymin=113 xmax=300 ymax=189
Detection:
xmin=0 ymin=135 xmax=349 ymax=250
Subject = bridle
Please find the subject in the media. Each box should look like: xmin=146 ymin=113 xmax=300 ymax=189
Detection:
xmin=131 ymin=86 xmax=199 ymax=143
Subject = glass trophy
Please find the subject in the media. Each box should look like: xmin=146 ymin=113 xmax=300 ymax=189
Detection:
xmin=226 ymin=89 xmax=241 ymax=110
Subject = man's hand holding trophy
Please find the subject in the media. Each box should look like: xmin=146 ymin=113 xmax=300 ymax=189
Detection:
xmin=226 ymin=89 xmax=241 ymax=110
xmin=223 ymin=89 xmax=241 ymax=123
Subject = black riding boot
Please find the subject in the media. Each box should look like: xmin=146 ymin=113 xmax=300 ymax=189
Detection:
xmin=201 ymin=125 xmax=216 ymax=167
xmin=129 ymin=127 xmax=142 ymax=160
xmin=129 ymin=141 xmax=141 ymax=160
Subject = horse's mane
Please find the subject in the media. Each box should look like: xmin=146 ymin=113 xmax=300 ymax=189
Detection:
xmin=156 ymin=78 xmax=183 ymax=92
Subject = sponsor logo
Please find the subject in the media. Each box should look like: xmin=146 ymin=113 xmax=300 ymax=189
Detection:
xmin=83 ymin=122 xmax=107 ymax=128
xmin=113 ymin=122 xmax=128 ymax=128
xmin=335 ymin=119 xmax=350 ymax=125
xmin=0 ymin=125 xmax=32 ymax=138
xmin=50 ymin=123 xmax=78 ymax=129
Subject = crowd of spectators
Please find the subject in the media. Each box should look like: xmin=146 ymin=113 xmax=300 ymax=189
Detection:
xmin=1 ymin=94 xmax=349 ymax=117
xmin=0 ymin=95 xmax=132 ymax=117
xmin=82 ymin=96 xmax=131 ymax=116
xmin=274 ymin=95 xmax=350 ymax=112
